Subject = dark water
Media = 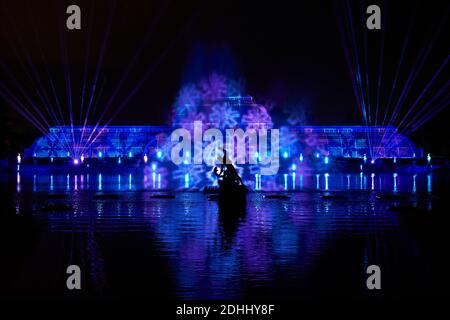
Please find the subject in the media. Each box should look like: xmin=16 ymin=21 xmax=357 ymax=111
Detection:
xmin=1 ymin=169 xmax=449 ymax=300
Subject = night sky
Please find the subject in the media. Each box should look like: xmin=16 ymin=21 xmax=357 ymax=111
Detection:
xmin=0 ymin=0 xmax=448 ymax=155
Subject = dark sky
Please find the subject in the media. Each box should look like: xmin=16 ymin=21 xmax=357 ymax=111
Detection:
xmin=0 ymin=0 xmax=448 ymax=153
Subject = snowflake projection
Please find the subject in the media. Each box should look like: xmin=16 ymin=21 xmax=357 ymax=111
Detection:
xmin=199 ymin=73 xmax=229 ymax=102
xmin=205 ymin=168 xmax=218 ymax=187
xmin=241 ymin=105 xmax=273 ymax=130
xmin=116 ymin=132 xmax=135 ymax=157
xmin=38 ymin=137 xmax=63 ymax=157
xmin=178 ymin=112 xmax=207 ymax=130
xmin=172 ymin=84 xmax=201 ymax=124
xmin=144 ymin=165 xmax=170 ymax=190
xmin=155 ymin=133 xmax=174 ymax=162
xmin=172 ymin=164 xmax=205 ymax=189
xmin=279 ymin=126 xmax=299 ymax=151
xmin=208 ymin=103 xmax=240 ymax=129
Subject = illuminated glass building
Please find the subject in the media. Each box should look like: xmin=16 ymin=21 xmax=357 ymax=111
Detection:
xmin=25 ymin=124 xmax=419 ymax=159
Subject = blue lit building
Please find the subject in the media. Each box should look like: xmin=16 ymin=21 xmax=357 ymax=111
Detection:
xmin=25 ymin=124 xmax=419 ymax=160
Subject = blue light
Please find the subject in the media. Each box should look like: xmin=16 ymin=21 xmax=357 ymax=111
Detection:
xmin=118 ymin=157 xmax=121 ymax=164
xmin=184 ymin=173 xmax=189 ymax=189
xmin=393 ymin=157 xmax=397 ymax=164
xmin=17 ymin=153 xmax=21 ymax=164
xmin=98 ymin=151 xmax=103 ymax=158
xmin=73 ymin=159 xmax=79 ymax=165
xmin=315 ymin=152 xmax=320 ymax=158
xmin=157 ymin=150 xmax=162 ymax=159
xmin=291 ymin=163 xmax=297 ymax=171
xmin=371 ymin=173 xmax=375 ymax=190
xmin=144 ymin=154 xmax=148 ymax=163
xmin=393 ymin=173 xmax=398 ymax=193
xmin=299 ymin=153 xmax=304 ymax=162
xmin=284 ymin=173 xmax=288 ymax=190
xmin=128 ymin=173 xmax=132 ymax=190
xmin=324 ymin=156 xmax=329 ymax=164
xmin=324 ymin=173 xmax=329 ymax=190
xmin=157 ymin=173 xmax=161 ymax=189
xmin=80 ymin=155 xmax=84 ymax=163
xmin=283 ymin=151 xmax=288 ymax=159
xmin=128 ymin=151 xmax=132 ymax=158
xmin=363 ymin=154 xmax=367 ymax=163
xmin=151 ymin=163 xmax=157 ymax=171
xmin=427 ymin=153 xmax=431 ymax=164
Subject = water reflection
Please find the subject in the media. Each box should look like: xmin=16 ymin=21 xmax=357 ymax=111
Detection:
xmin=4 ymin=169 xmax=444 ymax=299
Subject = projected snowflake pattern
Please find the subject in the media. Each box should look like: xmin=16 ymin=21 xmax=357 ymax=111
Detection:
xmin=279 ymin=126 xmax=299 ymax=150
xmin=199 ymin=73 xmax=230 ymax=101
xmin=172 ymin=164 xmax=205 ymax=189
xmin=242 ymin=105 xmax=273 ymax=130
xmin=208 ymin=103 xmax=240 ymax=129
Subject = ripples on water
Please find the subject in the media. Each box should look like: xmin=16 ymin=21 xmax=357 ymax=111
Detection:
xmin=2 ymin=171 xmax=449 ymax=300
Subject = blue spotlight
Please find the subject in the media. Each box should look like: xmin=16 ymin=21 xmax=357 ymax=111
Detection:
xmin=299 ymin=153 xmax=304 ymax=162
xmin=118 ymin=157 xmax=121 ymax=164
xmin=393 ymin=157 xmax=397 ymax=164
xmin=427 ymin=153 xmax=431 ymax=164
xmin=128 ymin=151 xmax=132 ymax=158
xmin=151 ymin=163 xmax=157 ymax=171
xmin=291 ymin=163 xmax=297 ymax=171
xmin=324 ymin=156 xmax=329 ymax=165
xmin=363 ymin=154 xmax=367 ymax=163
xmin=315 ymin=152 xmax=320 ymax=158
xmin=98 ymin=151 xmax=103 ymax=158
xmin=157 ymin=150 xmax=162 ymax=159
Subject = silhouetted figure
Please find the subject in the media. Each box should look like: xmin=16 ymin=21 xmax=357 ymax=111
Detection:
xmin=213 ymin=149 xmax=245 ymax=188
xmin=213 ymin=149 xmax=247 ymax=215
